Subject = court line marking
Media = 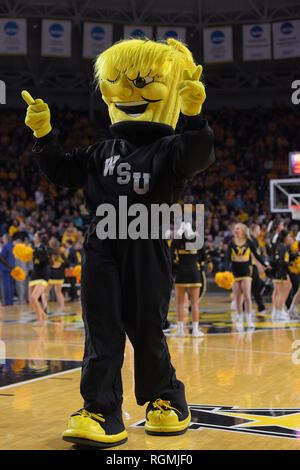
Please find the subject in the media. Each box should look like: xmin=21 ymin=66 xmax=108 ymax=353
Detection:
xmin=0 ymin=367 xmax=81 ymax=391
xmin=0 ymin=356 xmax=82 ymax=362
xmin=131 ymin=406 xmax=300 ymax=440
xmin=168 ymin=345 xmax=294 ymax=356
xmin=2 ymin=339 xmax=83 ymax=346
xmin=181 ymin=327 xmax=300 ymax=337
xmin=2 ymin=340 xmax=297 ymax=357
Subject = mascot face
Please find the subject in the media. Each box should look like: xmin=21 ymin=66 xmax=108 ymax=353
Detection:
xmin=95 ymin=38 xmax=196 ymax=130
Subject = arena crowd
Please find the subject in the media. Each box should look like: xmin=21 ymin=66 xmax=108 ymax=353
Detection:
xmin=0 ymin=102 xmax=300 ymax=305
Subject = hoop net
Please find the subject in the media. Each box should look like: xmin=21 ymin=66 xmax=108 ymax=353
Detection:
xmin=290 ymin=205 xmax=300 ymax=220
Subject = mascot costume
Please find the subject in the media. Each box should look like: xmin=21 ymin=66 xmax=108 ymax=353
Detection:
xmin=21 ymin=37 xmax=215 ymax=448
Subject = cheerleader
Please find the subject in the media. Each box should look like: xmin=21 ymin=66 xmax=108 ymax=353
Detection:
xmin=170 ymin=224 xmax=210 ymax=337
xmin=286 ymin=240 xmax=300 ymax=317
xmin=272 ymin=229 xmax=293 ymax=321
xmin=267 ymin=219 xmax=284 ymax=248
xmin=266 ymin=218 xmax=284 ymax=318
xmin=43 ymin=237 xmax=65 ymax=314
xmin=250 ymin=224 xmax=267 ymax=314
xmin=29 ymin=231 xmax=50 ymax=324
xmin=226 ymin=223 xmax=269 ymax=330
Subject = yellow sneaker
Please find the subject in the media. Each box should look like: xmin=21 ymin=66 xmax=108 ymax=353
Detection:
xmin=145 ymin=398 xmax=191 ymax=435
xmin=62 ymin=408 xmax=128 ymax=448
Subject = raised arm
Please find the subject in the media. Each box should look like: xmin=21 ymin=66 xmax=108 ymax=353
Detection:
xmin=169 ymin=67 xmax=215 ymax=180
xmin=21 ymin=90 xmax=96 ymax=189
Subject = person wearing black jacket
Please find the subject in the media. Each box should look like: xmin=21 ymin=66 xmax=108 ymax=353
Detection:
xmin=21 ymin=37 xmax=215 ymax=447
xmin=250 ymin=224 xmax=267 ymax=314
xmin=64 ymin=239 xmax=79 ymax=302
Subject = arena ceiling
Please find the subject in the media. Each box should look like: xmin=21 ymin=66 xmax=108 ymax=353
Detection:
xmin=0 ymin=0 xmax=299 ymax=25
xmin=0 ymin=0 xmax=300 ymax=107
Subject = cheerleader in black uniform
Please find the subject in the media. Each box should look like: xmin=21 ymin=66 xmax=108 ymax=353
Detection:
xmin=287 ymin=240 xmax=300 ymax=318
xmin=43 ymin=237 xmax=65 ymax=314
xmin=272 ymin=229 xmax=293 ymax=321
xmin=171 ymin=224 xmax=211 ymax=337
xmin=226 ymin=223 xmax=269 ymax=330
xmin=29 ymin=232 xmax=50 ymax=324
xmin=267 ymin=219 xmax=284 ymax=250
xmin=250 ymin=224 xmax=267 ymax=314
xmin=266 ymin=219 xmax=284 ymax=319
xmin=198 ymin=246 xmax=213 ymax=303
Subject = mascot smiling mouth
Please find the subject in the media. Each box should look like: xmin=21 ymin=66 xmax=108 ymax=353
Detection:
xmin=114 ymin=98 xmax=161 ymax=118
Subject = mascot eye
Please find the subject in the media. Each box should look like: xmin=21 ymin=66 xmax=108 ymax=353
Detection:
xmin=132 ymin=76 xmax=154 ymax=88
xmin=107 ymin=73 xmax=120 ymax=83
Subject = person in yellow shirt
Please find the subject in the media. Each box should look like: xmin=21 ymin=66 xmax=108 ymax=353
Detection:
xmin=8 ymin=220 xmax=19 ymax=237
xmin=237 ymin=209 xmax=249 ymax=223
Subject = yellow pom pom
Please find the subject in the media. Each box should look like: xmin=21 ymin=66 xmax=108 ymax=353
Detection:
xmin=73 ymin=265 xmax=81 ymax=282
xmin=215 ymin=271 xmax=234 ymax=290
xmin=13 ymin=244 xmax=33 ymax=262
xmin=215 ymin=272 xmax=223 ymax=287
xmin=11 ymin=267 xmax=26 ymax=281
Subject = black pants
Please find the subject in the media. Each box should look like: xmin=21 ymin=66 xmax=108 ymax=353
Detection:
xmin=80 ymin=234 xmax=186 ymax=414
xmin=251 ymin=265 xmax=265 ymax=312
xmin=286 ymin=272 xmax=299 ymax=309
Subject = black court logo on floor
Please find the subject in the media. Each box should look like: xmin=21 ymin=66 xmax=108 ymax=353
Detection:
xmin=132 ymin=404 xmax=300 ymax=439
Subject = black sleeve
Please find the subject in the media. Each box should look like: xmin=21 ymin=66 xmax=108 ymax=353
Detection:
xmin=32 ymin=131 xmax=99 ymax=189
xmin=34 ymin=245 xmax=49 ymax=263
xmin=0 ymin=254 xmax=12 ymax=270
xmin=249 ymin=239 xmax=266 ymax=266
xmin=169 ymin=115 xmax=215 ymax=180
xmin=170 ymin=239 xmax=179 ymax=263
xmin=225 ymin=242 xmax=232 ymax=271
xmin=68 ymin=249 xmax=78 ymax=266
xmin=290 ymin=252 xmax=298 ymax=262
xmin=276 ymin=246 xmax=290 ymax=275
xmin=198 ymin=248 xmax=211 ymax=264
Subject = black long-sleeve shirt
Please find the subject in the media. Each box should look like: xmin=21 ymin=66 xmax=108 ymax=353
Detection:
xmin=32 ymin=117 xmax=215 ymax=237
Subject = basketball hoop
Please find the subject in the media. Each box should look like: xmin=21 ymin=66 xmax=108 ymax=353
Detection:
xmin=290 ymin=205 xmax=300 ymax=220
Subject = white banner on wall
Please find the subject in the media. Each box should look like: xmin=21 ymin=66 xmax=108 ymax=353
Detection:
xmin=0 ymin=18 xmax=27 ymax=55
xmin=123 ymin=25 xmax=153 ymax=39
xmin=203 ymin=26 xmax=233 ymax=63
xmin=243 ymin=24 xmax=271 ymax=61
xmin=156 ymin=26 xmax=186 ymax=42
xmin=83 ymin=22 xmax=113 ymax=58
xmin=272 ymin=20 xmax=300 ymax=59
xmin=41 ymin=19 xmax=72 ymax=57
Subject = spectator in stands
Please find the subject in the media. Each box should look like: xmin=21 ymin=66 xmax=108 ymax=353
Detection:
xmin=64 ymin=239 xmax=79 ymax=301
xmin=0 ymin=234 xmax=15 ymax=305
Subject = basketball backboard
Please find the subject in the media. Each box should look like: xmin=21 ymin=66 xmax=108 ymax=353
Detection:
xmin=270 ymin=178 xmax=300 ymax=215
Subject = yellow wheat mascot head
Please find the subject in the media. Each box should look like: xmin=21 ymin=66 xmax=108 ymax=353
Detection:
xmin=94 ymin=37 xmax=199 ymax=129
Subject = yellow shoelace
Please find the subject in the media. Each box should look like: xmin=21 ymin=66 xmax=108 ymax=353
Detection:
xmin=77 ymin=409 xmax=105 ymax=422
xmin=152 ymin=399 xmax=181 ymax=414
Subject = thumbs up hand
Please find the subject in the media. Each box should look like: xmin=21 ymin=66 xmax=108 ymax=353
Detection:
xmin=21 ymin=90 xmax=52 ymax=138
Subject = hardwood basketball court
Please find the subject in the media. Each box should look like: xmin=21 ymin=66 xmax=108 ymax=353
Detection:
xmin=1 ymin=293 xmax=300 ymax=450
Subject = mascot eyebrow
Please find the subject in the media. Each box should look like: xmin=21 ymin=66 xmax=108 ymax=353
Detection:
xmin=94 ymin=38 xmax=197 ymax=87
